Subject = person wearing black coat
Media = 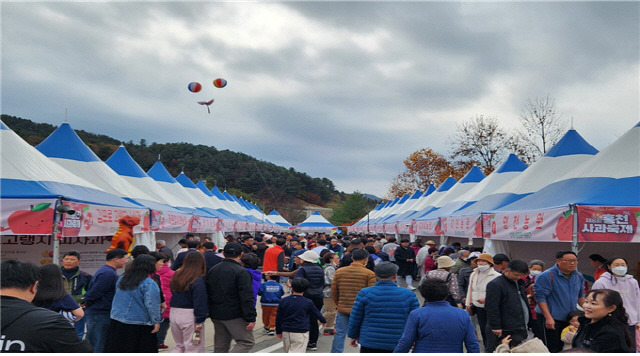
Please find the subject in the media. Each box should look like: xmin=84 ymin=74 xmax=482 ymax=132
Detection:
xmin=394 ymin=239 xmax=417 ymax=290
xmin=205 ymin=243 xmax=257 ymax=353
xmin=293 ymin=250 xmax=326 ymax=350
xmin=572 ymin=289 xmax=633 ymax=353
xmin=484 ymin=260 xmax=532 ymax=352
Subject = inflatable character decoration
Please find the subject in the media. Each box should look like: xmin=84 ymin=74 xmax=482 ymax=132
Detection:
xmin=105 ymin=215 xmax=140 ymax=253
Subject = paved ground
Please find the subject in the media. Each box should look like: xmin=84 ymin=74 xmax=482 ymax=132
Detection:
xmin=159 ymin=279 xmax=485 ymax=353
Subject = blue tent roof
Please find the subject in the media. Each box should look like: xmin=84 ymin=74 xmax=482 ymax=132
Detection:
xmin=147 ymin=162 xmax=177 ymax=183
xmin=544 ymin=129 xmax=598 ymax=157
xmin=36 ymin=122 xmax=101 ymax=162
xmin=495 ymin=154 xmax=528 ymax=173
xmin=436 ymin=177 xmax=457 ymax=192
xmin=458 ymin=166 xmax=486 ymax=183
xmin=195 ymin=180 xmax=215 ymax=197
xmin=105 ymin=146 xmax=149 ymax=178
xmin=175 ymin=173 xmax=198 ymax=189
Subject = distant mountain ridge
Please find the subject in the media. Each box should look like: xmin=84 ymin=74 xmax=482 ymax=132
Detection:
xmin=1 ymin=114 xmax=340 ymax=219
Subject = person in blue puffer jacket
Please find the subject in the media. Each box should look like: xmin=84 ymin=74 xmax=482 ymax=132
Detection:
xmin=394 ymin=278 xmax=480 ymax=353
xmin=348 ymin=262 xmax=420 ymax=352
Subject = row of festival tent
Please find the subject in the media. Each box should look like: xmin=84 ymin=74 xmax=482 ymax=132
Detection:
xmin=0 ymin=120 xmax=297 ymax=237
xmin=349 ymin=122 xmax=640 ymax=243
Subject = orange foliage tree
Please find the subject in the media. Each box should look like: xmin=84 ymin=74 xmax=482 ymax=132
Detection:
xmin=386 ymin=148 xmax=457 ymax=199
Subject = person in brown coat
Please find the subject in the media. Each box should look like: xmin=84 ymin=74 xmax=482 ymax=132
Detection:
xmin=330 ymin=249 xmax=376 ymax=353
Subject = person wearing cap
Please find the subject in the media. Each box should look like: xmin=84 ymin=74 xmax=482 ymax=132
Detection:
xmin=292 ymin=250 xmax=325 ymax=351
xmin=347 ymin=262 xmax=420 ymax=352
xmin=466 ymin=253 xmax=501 ymax=350
xmin=419 ymin=255 xmax=463 ymax=308
xmin=330 ymin=249 xmax=377 ymax=353
xmin=450 ymin=250 xmax=471 ymax=275
xmin=205 ymin=242 xmax=257 ymax=353
xmin=493 ymin=253 xmax=511 ymax=274
xmin=394 ymin=239 xmax=417 ymax=291
xmin=156 ymin=240 xmax=174 ymax=264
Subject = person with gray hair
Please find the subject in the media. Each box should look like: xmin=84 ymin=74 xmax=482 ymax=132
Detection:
xmin=525 ymin=259 xmax=545 ymax=340
xmin=347 ymin=262 xmax=420 ymax=352
xmin=156 ymin=239 xmax=174 ymax=264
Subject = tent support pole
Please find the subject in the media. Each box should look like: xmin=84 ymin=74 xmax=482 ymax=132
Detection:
xmin=51 ymin=197 xmax=63 ymax=266
xmin=571 ymin=204 xmax=578 ymax=254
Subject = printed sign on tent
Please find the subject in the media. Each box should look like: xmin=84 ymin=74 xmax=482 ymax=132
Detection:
xmin=61 ymin=201 xmax=148 ymax=237
xmin=577 ymin=206 xmax=640 ymax=242
xmin=483 ymin=206 xmax=569 ymax=241
xmin=0 ymin=199 xmax=57 ymax=236
xmin=443 ymin=215 xmax=483 ymax=238
xmin=414 ymin=219 xmax=441 ymax=236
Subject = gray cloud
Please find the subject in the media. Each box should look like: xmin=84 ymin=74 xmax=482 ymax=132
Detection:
xmin=2 ymin=1 xmax=638 ymax=198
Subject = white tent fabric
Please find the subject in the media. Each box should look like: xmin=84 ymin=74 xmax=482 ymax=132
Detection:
xmin=296 ymin=211 xmax=336 ymax=232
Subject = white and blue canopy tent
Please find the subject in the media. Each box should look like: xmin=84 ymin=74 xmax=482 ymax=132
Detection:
xmin=34 ymin=122 xmax=194 ymax=248
xmin=296 ymin=211 xmax=337 ymax=232
xmin=476 ymin=122 xmax=640 ymax=276
xmin=1 ymin=120 xmax=147 ymax=272
xmin=267 ymin=210 xmax=293 ymax=231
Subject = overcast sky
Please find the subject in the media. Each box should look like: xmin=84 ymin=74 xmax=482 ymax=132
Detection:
xmin=2 ymin=1 xmax=638 ymax=198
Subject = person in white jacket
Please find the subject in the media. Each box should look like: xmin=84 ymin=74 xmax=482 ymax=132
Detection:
xmin=592 ymin=256 xmax=639 ymax=351
xmin=466 ymin=253 xmax=501 ymax=350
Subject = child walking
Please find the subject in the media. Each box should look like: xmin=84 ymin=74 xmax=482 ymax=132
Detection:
xmin=258 ymin=274 xmax=285 ymax=335
xmin=275 ymin=278 xmax=326 ymax=353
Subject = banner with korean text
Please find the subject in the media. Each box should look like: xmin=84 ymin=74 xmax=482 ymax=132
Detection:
xmin=577 ymin=206 xmax=640 ymax=243
xmin=482 ymin=206 xmax=571 ymax=241
xmin=414 ymin=218 xmax=442 ymax=236
xmin=60 ymin=201 xmax=149 ymax=237
xmin=442 ymin=215 xmax=483 ymax=238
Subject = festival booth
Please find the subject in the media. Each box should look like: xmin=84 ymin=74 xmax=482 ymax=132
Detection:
xmin=105 ymin=146 xmax=222 ymax=252
xmin=266 ymin=210 xmax=294 ymax=232
xmin=296 ymin=211 xmax=337 ymax=233
xmin=481 ymin=122 xmax=640 ymax=277
xmin=0 ymin=121 xmax=148 ymax=274
xmin=34 ymin=123 xmax=199 ymax=253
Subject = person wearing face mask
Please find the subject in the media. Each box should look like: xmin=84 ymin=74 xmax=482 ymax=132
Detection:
xmin=572 ymin=289 xmax=633 ymax=352
xmin=466 ymin=253 xmax=500 ymax=350
xmin=524 ymin=260 xmax=545 ymax=340
xmin=591 ymin=256 xmax=639 ymax=351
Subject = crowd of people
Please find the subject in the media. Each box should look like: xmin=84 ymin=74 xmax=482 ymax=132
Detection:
xmin=1 ymin=231 xmax=638 ymax=353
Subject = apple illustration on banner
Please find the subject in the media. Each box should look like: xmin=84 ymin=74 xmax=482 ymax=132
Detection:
xmin=579 ymin=208 xmax=637 ymax=242
xmin=474 ymin=216 xmax=482 ymax=238
xmin=553 ymin=210 xmax=573 ymax=241
xmin=7 ymin=203 xmax=54 ymax=234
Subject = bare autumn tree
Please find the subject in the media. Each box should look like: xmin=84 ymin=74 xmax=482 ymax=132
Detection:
xmin=386 ymin=148 xmax=455 ymax=199
xmin=448 ymin=115 xmax=508 ymax=174
xmin=517 ymin=95 xmax=567 ymax=160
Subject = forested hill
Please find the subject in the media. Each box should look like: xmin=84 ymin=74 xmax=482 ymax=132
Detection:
xmin=2 ymin=115 xmax=340 ymax=209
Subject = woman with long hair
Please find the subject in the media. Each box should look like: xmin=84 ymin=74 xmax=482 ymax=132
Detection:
xmin=169 ymin=251 xmax=208 ymax=353
xmin=32 ymin=264 xmax=84 ymax=323
xmin=104 ymin=254 xmax=162 ymax=353
xmin=573 ymin=289 xmax=633 ymax=352
xmin=592 ymin=256 xmax=639 ymax=351
xmin=152 ymin=252 xmax=174 ymax=349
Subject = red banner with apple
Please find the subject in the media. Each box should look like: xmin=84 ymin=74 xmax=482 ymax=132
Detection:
xmin=0 ymin=199 xmax=57 ymax=235
xmin=577 ymin=206 xmax=640 ymax=242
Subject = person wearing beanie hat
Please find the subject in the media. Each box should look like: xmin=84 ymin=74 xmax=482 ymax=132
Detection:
xmin=418 ymin=255 xmax=463 ymax=309
xmin=466 ymin=252 xmax=501 ymax=350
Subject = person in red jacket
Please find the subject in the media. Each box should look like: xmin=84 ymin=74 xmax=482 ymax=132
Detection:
xmin=262 ymin=237 xmax=286 ymax=280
